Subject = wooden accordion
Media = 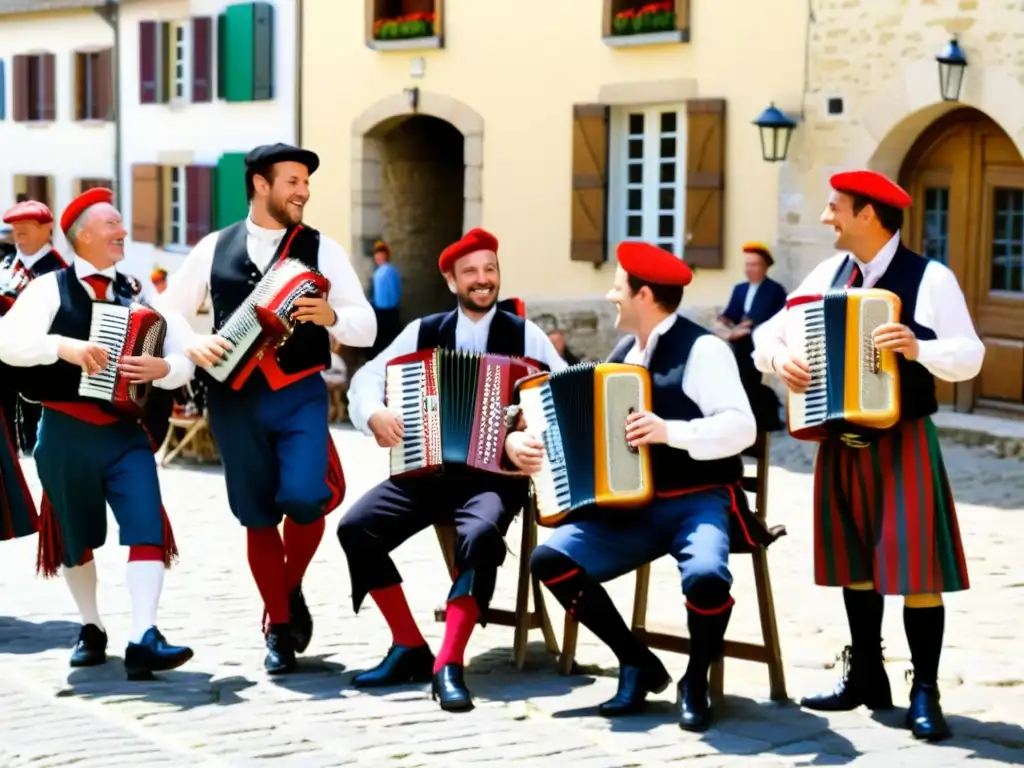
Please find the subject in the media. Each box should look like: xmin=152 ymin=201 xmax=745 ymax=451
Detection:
xmin=207 ymin=258 xmax=330 ymax=389
xmin=786 ymin=288 xmax=902 ymax=443
xmin=515 ymin=362 xmax=654 ymax=526
xmin=79 ymin=302 xmax=167 ymax=417
xmin=385 ymin=348 xmax=541 ymax=479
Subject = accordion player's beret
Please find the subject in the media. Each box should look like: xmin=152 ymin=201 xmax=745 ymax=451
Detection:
xmin=438 ymin=227 xmax=499 ymax=273
xmin=830 ymin=170 xmax=912 ymax=210
xmin=245 ymin=143 xmax=320 ymax=175
xmin=616 ymin=241 xmax=693 ymax=287
xmin=3 ymin=200 xmax=53 ymax=225
xmin=742 ymin=241 xmax=774 ymax=267
xmin=60 ymin=187 xmax=114 ymax=235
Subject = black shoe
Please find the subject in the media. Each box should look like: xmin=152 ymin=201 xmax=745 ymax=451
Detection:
xmin=431 ymin=663 xmax=473 ymax=712
xmin=264 ymin=623 xmax=297 ymax=675
xmin=123 ymin=627 xmax=193 ymax=681
xmin=289 ymin=586 xmax=313 ymax=654
xmin=352 ymin=644 xmax=434 ymax=688
xmin=906 ymin=680 xmax=952 ymax=742
xmin=598 ymin=657 xmax=672 ymax=717
xmin=677 ymin=676 xmax=713 ymax=732
xmin=800 ymin=646 xmax=894 ymax=712
xmin=69 ymin=623 xmax=107 ymax=668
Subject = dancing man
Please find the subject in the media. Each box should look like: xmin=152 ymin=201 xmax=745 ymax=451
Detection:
xmin=155 ymin=143 xmax=375 ymax=674
xmin=340 ymin=227 xmax=565 ymax=712
xmin=0 ymin=188 xmax=194 ymax=679
xmin=505 ymin=242 xmax=778 ymax=731
xmin=752 ymin=170 xmax=983 ymax=741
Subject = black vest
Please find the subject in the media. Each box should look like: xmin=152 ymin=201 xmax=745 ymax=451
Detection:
xmin=416 ymin=307 xmax=527 ymax=358
xmin=608 ymin=316 xmax=744 ymax=494
xmin=1 ymin=250 xmax=65 ymax=279
xmin=205 ymin=221 xmax=330 ymax=388
xmin=830 ymin=245 xmax=938 ymax=421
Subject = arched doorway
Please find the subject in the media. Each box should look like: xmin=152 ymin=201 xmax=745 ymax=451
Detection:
xmin=899 ymin=107 xmax=1024 ymax=412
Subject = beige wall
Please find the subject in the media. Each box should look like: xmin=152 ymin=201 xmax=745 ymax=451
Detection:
xmin=302 ymin=0 xmax=807 ymax=333
xmin=778 ymin=1 xmax=1024 ymax=287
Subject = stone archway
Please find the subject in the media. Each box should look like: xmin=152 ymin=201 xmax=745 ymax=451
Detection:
xmin=351 ymin=92 xmax=484 ymax=320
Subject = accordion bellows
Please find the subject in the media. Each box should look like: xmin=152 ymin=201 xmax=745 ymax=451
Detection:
xmin=785 ymin=288 xmax=902 ymax=442
xmin=516 ymin=362 xmax=654 ymax=526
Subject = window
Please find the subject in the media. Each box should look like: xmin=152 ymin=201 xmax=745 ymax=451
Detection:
xmin=77 ymin=178 xmax=114 ymax=194
xmin=921 ymin=187 xmax=950 ymax=265
xmin=603 ymin=0 xmax=689 ymax=45
xmin=164 ymin=166 xmax=189 ymax=247
xmin=13 ymin=175 xmax=53 ymax=209
xmin=367 ymin=0 xmax=443 ymax=49
xmin=74 ymin=50 xmax=114 ymax=121
xmin=217 ymin=3 xmax=273 ymax=101
xmin=12 ymin=53 xmax=55 ymax=122
xmin=991 ymin=188 xmax=1024 ymax=294
xmin=170 ymin=22 xmax=190 ymax=101
xmin=608 ymin=105 xmax=687 ymax=257
xmin=0 ymin=60 xmax=6 ymax=121
xmin=139 ymin=17 xmax=213 ymax=104
xmin=130 ymin=163 xmax=215 ymax=247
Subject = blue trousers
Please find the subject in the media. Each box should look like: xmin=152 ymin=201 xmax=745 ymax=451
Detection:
xmin=34 ymin=408 xmax=164 ymax=567
xmin=541 ymin=487 xmax=734 ymax=599
xmin=207 ymin=372 xmax=330 ymax=528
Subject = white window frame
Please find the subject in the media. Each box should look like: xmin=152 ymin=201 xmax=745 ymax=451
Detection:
xmin=607 ymin=103 xmax=687 ymax=260
xmin=167 ymin=165 xmax=188 ymax=248
xmin=169 ymin=20 xmax=191 ymax=103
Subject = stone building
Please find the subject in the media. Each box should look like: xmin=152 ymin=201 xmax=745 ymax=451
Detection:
xmin=779 ymin=0 xmax=1024 ymax=413
xmin=301 ymin=0 xmax=807 ymax=358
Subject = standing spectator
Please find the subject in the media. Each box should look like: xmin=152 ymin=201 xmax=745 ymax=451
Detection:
xmin=369 ymin=240 xmax=402 ymax=356
xmin=547 ymin=327 xmax=580 ymax=365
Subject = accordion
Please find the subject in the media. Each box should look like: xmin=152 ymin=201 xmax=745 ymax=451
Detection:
xmin=0 ymin=263 xmax=31 ymax=315
xmin=79 ymin=302 xmax=167 ymax=417
xmin=786 ymin=288 xmax=902 ymax=444
xmin=207 ymin=258 xmax=330 ymax=389
xmin=385 ymin=348 xmax=541 ymax=479
xmin=515 ymin=362 xmax=654 ymax=526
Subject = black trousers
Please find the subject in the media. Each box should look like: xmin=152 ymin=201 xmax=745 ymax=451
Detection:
xmin=337 ymin=467 xmax=529 ymax=616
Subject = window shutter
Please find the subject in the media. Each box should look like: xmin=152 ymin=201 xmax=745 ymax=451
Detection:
xmin=12 ymin=55 xmax=28 ymax=122
xmin=252 ymin=2 xmax=274 ymax=101
xmin=185 ymin=166 xmax=215 ymax=245
xmin=96 ymin=49 xmax=114 ymax=120
xmin=139 ymin=20 xmax=159 ymax=104
xmin=40 ymin=54 xmax=56 ymax=121
xmin=73 ymin=52 xmax=86 ymax=119
xmin=215 ymin=152 xmax=249 ymax=228
xmin=131 ymin=163 xmax=163 ymax=244
xmin=674 ymin=0 xmax=691 ymax=38
xmin=684 ymin=99 xmax=726 ymax=268
xmin=191 ymin=17 xmax=213 ymax=102
xmin=570 ymin=104 xmax=610 ymax=264
xmin=216 ymin=13 xmax=227 ymax=99
xmin=0 ymin=59 xmax=6 ymax=121
xmin=223 ymin=3 xmax=255 ymax=102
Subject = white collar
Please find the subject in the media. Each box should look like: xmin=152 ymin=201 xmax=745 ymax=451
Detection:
xmin=851 ymin=231 xmax=900 ymax=281
xmin=456 ymin=304 xmax=497 ymax=327
xmin=73 ymin=258 xmax=117 ymax=281
xmin=245 ymin=214 xmax=287 ymax=241
xmin=16 ymin=245 xmax=51 ymax=267
xmin=635 ymin=312 xmax=678 ymax=355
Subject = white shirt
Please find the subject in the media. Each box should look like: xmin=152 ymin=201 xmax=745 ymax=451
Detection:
xmin=743 ymin=280 xmax=760 ymax=314
xmin=347 ymin=304 xmax=568 ymax=434
xmin=154 ymin=216 xmax=376 ymax=349
xmin=14 ymin=244 xmax=55 ymax=271
xmin=752 ymin=232 xmax=984 ymax=382
xmin=0 ymin=258 xmax=195 ymax=390
xmin=626 ymin=314 xmax=756 ymax=460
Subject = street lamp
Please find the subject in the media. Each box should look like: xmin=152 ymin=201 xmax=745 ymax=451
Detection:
xmin=936 ymin=38 xmax=967 ymax=102
xmin=753 ymin=103 xmax=798 ymax=163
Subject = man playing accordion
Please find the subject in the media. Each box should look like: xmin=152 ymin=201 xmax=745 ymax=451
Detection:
xmin=340 ymin=227 xmax=566 ymax=712
xmin=155 ymin=143 xmax=376 ymax=675
xmin=0 ymin=188 xmax=195 ymax=680
xmin=752 ymin=170 xmax=984 ymax=742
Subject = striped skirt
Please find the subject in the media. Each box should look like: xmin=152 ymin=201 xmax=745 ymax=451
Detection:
xmin=813 ymin=417 xmax=969 ymax=595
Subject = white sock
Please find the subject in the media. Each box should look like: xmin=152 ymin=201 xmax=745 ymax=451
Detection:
xmin=63 ymin=561 xmax=104 ymax=631
xmin=126 ymin=560 xmax=164 ymax=644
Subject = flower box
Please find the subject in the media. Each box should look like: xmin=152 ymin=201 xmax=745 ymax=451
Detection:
xmin=611 ymin=2 xmax=675 ymax=36
xmin=373 ymin=11 xmax=436 ymax=41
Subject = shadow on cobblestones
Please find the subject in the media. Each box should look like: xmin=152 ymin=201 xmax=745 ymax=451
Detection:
xmin=65 ymin=662 xmax=256 ymax=709
xmin=870 ymin=709 xmax=1024 ymax=763
xmin=0 ymin=616 xmax=81 ymax=655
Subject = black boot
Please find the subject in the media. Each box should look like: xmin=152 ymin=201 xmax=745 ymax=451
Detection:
xmin=801 ymin=588 xmax=893 ymax=712
xmin=264 ymin=623 xmax=297 ymax=675
xmin=598 ymin=657 xmax=672 ymax=716
xmin=352 ymin=644 xmax=435 ymax=688
xmin=289 ymin=585 xmax=313 ymax=654
xmin=904 ymin=605 xmax=951 ymax=741
xmin=69 ymin=623 xmax=107 ymax=668
xmin=431 ymin=663 xmax=473 ymax=712
xmin=677 ymin=601 xmax=732 ymax=732
xmin=123 ymin=627 xmax=193 ymax=681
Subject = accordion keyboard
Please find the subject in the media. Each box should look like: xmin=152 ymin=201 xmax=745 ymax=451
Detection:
xmin=386 ymin=363 xmax=428 ymax=474
xmin=209 ymin=299 xmax=263 ymax=382
xmin=517 ymin=383 xmax=572 ymax=516
xmin=80 ymin=304 xmax=130 ymax=400
xmin=801 ymin=302 xmax=828 ymax=426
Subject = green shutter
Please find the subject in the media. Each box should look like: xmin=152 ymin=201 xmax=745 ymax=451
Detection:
xmin=215 ymin=152 xmax=249 ymax=228
xmin=252 ymin=2 xmax=274 ymax=101
xmin=223 ymin=3 xmax=254 ymax=102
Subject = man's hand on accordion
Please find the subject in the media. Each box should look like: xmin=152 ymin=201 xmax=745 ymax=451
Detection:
xmin=504 ymin=431 xmax=544 ymax=474
xmin=119 ymin=355 xmax=171 ymax=383
xmin=367 ymin=409 xmax=404 ymax=448
xmin=290 ymin=296 xmax=337 ymax=327
xmin=772 ymin=351 xmax=813 ymax=394
xmin=625 ymin=410 xmax=668 ymax=447
xmin=872 ymin=322 xmax=919 ymax=360
xmin=58 ymin=338 xmax=109 ymax=376
xmin=185 ymin=335 xmax=233 ymax=367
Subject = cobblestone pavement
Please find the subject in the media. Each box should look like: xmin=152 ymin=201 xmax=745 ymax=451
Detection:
xmin=0 ymin=427 xmax=1021 ymax=766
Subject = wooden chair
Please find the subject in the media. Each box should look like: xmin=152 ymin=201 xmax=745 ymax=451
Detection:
xmin=158 ymin=409 xmax=220 ymax=467
xmin=327 ymin=381 xmax=348 ymax=423
xmin=433 ymin=495 xmax=560 ymax=670
xmin=557 ymin=432 xmax=788 ymax=703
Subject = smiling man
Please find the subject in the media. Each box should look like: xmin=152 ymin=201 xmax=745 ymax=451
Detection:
xmin=340 ymin=227 xmax=566 ymax=712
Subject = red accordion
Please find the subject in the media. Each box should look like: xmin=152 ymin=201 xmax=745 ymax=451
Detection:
xmin=0 ymin=263 xmax=32 ymax=316
xmin=79 ymin=302 xmax=167 ymax=417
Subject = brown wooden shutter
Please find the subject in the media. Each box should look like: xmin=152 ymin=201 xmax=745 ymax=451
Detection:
xmin=131 ymin=164 xmax=162 ymax=244
xmin=674 ymin=0 xmax=691 ymax=38
xmin=185 ymin=165 xmax=214 ymax=245
xmin=40 ymin=54 xmax=56 ymax=121
xmin=139 ymin=20 xmax=159 ymax=103
xmin=73 ymin=52 xmax=85 ymax=119
xmin=12 ymin=55 xmax=28 ymax=122
xmin=684 ymin=99 xmax=726 ymax=269
xmin=570 ymin=104 xmax=610 ymax=264
xmin=191 ymin=17 xmax=213 ymax=102
xmin=96 ymin=49 xmax=114 ymax=120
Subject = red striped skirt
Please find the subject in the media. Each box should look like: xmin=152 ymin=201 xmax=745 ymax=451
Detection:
xmin=813 ymin=417 xmax=969 ymax=595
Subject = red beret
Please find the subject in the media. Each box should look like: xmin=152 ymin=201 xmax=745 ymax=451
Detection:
xmin=2 ymin=200 xmax=53 ymax=225
xmin=616 ymin=241 xmax=692 ymax=287
xmin=60 ymin=187 xmax=114 ymax=235
xmin=438 ymin=228 xmax=499 ymax=273
xmin=830 ymin=170 xmax=912 ymax=210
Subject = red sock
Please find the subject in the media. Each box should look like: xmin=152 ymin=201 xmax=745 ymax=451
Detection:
xmin=128 ymin=545 xmax=163 ymax=562
xmin=369 ymin=584 xmax=425 ymax=648
xmin=246 ymin=526 xmax=289 ymax=625
xmin=434 ymin=596 xmax=479 ymax=672
xmin=283 ymin=516 xmax=325 ymax=590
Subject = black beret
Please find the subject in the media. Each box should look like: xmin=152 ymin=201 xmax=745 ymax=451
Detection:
xmin=244 ymin=143 xmax=320 ymax=175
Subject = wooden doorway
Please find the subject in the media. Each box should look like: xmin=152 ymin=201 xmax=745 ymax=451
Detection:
xmin=901 ymin=108 xmax=1024 ymax=412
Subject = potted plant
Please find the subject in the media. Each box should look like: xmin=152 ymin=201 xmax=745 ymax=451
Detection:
xmin=373 ymin=11 xmax=436 ymax=41
xmin=612 ymin=2 xmax=675 ymax=36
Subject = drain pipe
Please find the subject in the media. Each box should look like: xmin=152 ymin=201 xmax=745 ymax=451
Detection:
xmin=97 ymin=0 xmax=121 ymax=207
xmin=295 ymin=0 xmax=303 ymax=144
